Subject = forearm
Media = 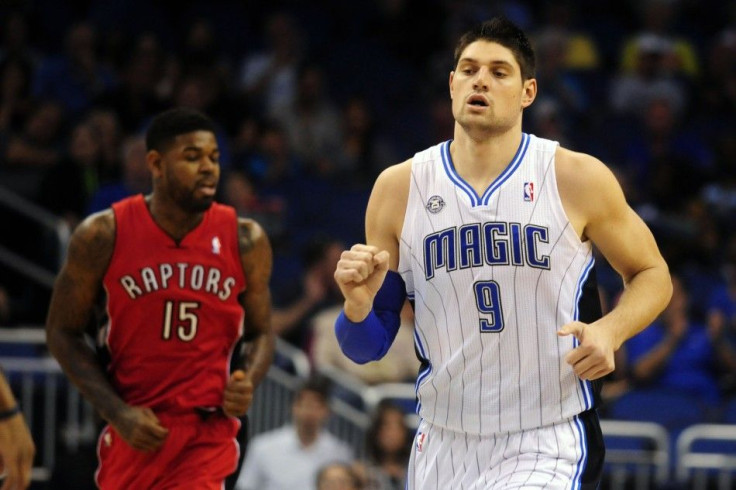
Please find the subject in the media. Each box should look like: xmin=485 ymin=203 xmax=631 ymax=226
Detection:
xmin=271 ymin=298 xmax=315 ymax=335
xmin=47 ymin=330 xmax=128 ymax=424
xmin=0 ymin=370 xmax=18 ymax=411
xmin=631 ymin=337 xmax=678 ymax=381
xmin=240 ymin=331 xmax=275 ymax=386
xmin=599 ymin=266 xmax=672 ymax=350
xmin=713 ymin=338 xmax=736 ymax=371
xmin=335 ymin=270 xmax=406 ymax=364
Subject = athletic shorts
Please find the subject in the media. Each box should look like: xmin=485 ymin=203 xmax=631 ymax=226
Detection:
xmin=95 ymin=410 xmax=240 ymax=490
xmin=408 ymin=409 xmax=604 ymax=489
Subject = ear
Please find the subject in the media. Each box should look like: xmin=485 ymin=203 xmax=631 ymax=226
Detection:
xmin=521 ymin=78 xmax=537 ymax=109
xmin=448 ymin=71 xmax=455 ymax=100
xmin=146 ymin=149 xmax=163 ymax=178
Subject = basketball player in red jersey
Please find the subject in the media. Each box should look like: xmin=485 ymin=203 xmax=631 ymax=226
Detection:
xmin=46 ymin=108 xmax=275 ymax=489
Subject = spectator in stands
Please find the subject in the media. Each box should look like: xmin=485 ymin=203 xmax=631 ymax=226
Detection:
xmin=0 ymin=370 xmax=34 ymax=489
xmin=706 ymin=237 xmax=736 ymax=391
xmin=235 ymin=377 xmax=353 ymax=490
xmin=618 ymin=0 xmax=700 ymax=79
xmin=3 ymin=99 xmax=64 ymax=170
xmin=530 ymin=28 xmax=589 ymax=128
xmin=238 ymin=11 xmax=304 ymax=118
xmin=86 ymin=135 xmax=150 ymax=214
xmin=354 ymin=401 xmax=411 ymax=490
xmin=0 ymin=11 xmax=39 ymax=66
xmin=0 ymin=55 xmax=34 ymax=134
xmin=334 ymin=96 xmax=398 ymax=184
xmin=31 ymin=21 xmax=117 ymax=118
xmin=621 ymin=274 xmax=736 ymax=406
xmin=241 ymin=121 xmax=302 ymax=188
xmin=311 ymin=302 xmax=418 ymax=387
xmin=273 ymin=63 xmax=341 ymax=178
xmin=272 ymin=236 xmax=344 ymax=350
xmin=86 ymin=107 xmax=123 ymax=182
xmin=316 ymin=461 xmax=363 ymax=490
xmin=621 ymin=96 xmax=713 ymax=214
xmin=609 ymin=33 xmax=688 ymax=118
xmin=95 ymin=32 xmax=167 ymax=133
xmin=221 ymin=169 xmax=286 ymax=246
xmin=699 ymin=28 xmax=736 ymax=123
xmin=36 ymin=119 xmax=103 ymax=227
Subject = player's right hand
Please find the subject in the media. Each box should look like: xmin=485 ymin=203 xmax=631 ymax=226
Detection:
xmin=0 ymin=413 xmax=35 ymax=490
xmin=334 ymin=244 xmax=390 ymax=320
xmin=112 ymin=406 xmax=169 ymax=452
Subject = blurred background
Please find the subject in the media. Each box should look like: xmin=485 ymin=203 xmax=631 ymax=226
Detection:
xmin=0 ymin=0 xmax=735 ymax=488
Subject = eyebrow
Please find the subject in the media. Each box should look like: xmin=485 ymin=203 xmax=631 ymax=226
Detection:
xmin=182 ymin=146 xmax=219 ymax=152
xmin=458 ymin=57 xmax=514 ymax=68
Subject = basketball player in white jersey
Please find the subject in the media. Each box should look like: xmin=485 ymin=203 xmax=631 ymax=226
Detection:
xmin=333 ymin=17 xmax=672 ymax=489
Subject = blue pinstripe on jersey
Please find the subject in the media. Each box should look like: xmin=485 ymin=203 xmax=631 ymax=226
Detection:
xmin=439 ymin=134 xmax=531 ymax=207
xmin=414 ymin=329 xmax=431 ymax=414
xmin=481 ymin=132 xmax=530 ymax=205
xmin=571 ymin=414 xmax=588 ymax=489
xmin=572 ymin=257 xmax=596 ymax=410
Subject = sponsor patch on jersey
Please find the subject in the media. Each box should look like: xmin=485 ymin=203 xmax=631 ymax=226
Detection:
xmin=523 ymin=182 xmax=534 ymax=202
xmin=426 ymin=195 xmax=445 ymax=214
xmin=416 ymin=431 xmax=427 ymax=452
xmin=211 ymin=236 xmax=221 ymax=254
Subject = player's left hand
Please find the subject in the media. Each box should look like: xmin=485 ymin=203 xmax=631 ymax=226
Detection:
xmin=557 ymin=321 xmax=616 ymax=380
xmin=223 ymin=370 xmax=254 ymax=417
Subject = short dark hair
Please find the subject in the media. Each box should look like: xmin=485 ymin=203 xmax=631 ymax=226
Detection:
xmin=453 ymin=17 xmax=536 ymax=81
xmin=294 ymin=375 xmax=331 ymax=403
xmin=145 ymin=107 xmax=216 ymax=152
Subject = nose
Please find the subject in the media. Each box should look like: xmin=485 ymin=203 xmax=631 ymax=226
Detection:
xmin=199 ymin=156 xmax=218 ymax=173
xmin=473 ymin=67 xmax=490 ymax=90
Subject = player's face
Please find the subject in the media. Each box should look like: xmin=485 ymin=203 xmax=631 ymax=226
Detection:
xmin=156 ymin=131 xmax=220 ymax=213
xmin=449 ymin=40 xmax=536 ymax=134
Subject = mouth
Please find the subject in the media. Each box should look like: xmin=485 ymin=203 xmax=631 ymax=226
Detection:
xmin=466 ymin=94 xmax=490 ymax=108
xmin=197 ymin=182 xmax=217 ymax=197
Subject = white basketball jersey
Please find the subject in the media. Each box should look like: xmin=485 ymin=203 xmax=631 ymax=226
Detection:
xmin=398 ymin=133 xmax=596 ymax=436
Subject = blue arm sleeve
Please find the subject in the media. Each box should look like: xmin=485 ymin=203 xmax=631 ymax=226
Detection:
xmin=334 ymin=270 xmax=407 ymax=364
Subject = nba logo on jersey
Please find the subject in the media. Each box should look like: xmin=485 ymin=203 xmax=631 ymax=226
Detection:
xmin=416 ymin=432 xmax=427 ymax=452
xmin=523 ymin=182 xmax=534 ymax=202
xmin=211 ymin=236 xmax=221 ymax=254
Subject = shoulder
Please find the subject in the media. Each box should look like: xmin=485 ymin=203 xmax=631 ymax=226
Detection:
xmin=63 ymin=209 xmax=116 ymax=275
xmin=554 ymin=146 xmax=624 ymax=210
xmin=236 ymin=217 xmax=270 ymax=254
xmin=250 ymin=425 xmax=292 ymax=450
xmin=373 ymin=159 xmax=412 ymax=195
xmin=366 ymin=159 xmax=413 ymax=244
xmin=69 ymin=210 xmax=116 ymax=255
xmin=554 ymin=147 xmax=612 ymax=185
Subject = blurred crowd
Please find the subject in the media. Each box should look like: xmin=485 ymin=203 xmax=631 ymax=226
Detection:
xmin=1 ymin=0 xmax=736 ymax=477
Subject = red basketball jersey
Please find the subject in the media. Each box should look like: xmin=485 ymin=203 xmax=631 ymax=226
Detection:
xmin=103 ymin=195 xmax=246 ymax=412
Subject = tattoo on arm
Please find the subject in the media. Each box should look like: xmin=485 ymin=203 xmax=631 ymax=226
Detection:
xmin=46 ymin=212 xmax=128 ymax=424
xmin=237 ymin=218 xmax=275 ymax=384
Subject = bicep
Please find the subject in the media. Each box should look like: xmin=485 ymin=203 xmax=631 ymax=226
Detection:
xmin=567 ymin=156 xmax=665 ymax=283
xmin=587 ymin=199 xmax=664 ymax=284
xmin=46 ymin=215 xmax=113 ymax=337
xmin=365 ymin=162 xmax=410 ymax=270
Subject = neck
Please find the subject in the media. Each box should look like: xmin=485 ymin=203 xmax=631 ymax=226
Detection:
xmin=146 ymin=193 xmax=204 ymax=243
xmin=296 ymin=425 xmax=318 ymax=447
xmin=449 ymin=124 xmax=523 ymax=193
